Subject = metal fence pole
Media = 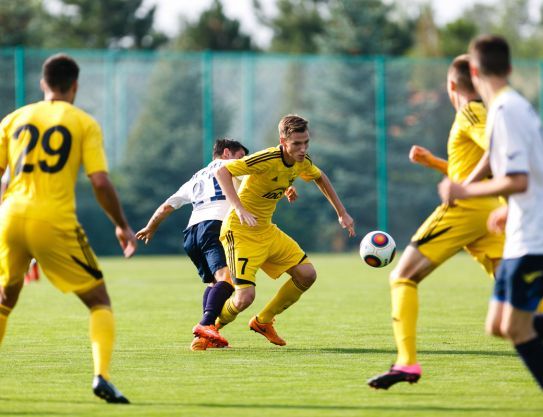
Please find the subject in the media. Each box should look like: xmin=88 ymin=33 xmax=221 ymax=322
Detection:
xmin=374 ymin=56 xmax=388 ymax=232
xmin=14 ymin=47 xmax=26 ymax=108
xmin=202 ymin=51 xmax=214 ymax=165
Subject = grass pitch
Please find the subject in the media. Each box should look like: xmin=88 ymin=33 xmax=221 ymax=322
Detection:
xmin=1 ymin=253 xmax=542 ymax=417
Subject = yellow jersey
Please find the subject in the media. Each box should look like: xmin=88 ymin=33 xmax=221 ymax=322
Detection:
xmin=0 ymin=100 xmax=108 ymax=226
xmin=447 ymin=100 xmax=499 ymax=209
xmin=223 ymin=146 xmax=321 ymax=229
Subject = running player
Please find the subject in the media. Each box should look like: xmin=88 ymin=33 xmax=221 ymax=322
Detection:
xmin=136 ymin=138 xmax=250 ymax=350
xmin=214 ymin=114 xmax=355 ymax=346
xmin=368 ymin=54 xmax=504 ymax=389
xmin=439 ymin=35 xmax=543 ymax=389
xmin=0 ymin=54 xmax=137 ymax=403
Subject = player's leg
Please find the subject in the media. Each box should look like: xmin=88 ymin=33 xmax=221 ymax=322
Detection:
xmin=501 ymin=304 xmax=543 ymax=388
xmin=216 ymin=228 xmax=263 ymax=328
xmin=198 ymin=221 xmax=234 ymax=329
xmin=369 ymin=204 xmax=481 ymax=389
xmin=0 ymin=280 xmax=24 ymax=344
xmin=367 ymin=245 xmax=435 ymax=389
xmin=0 ymin=215 xmax=31 ymax=345
xmin=31 ymin=221 xmax=128 ymax=403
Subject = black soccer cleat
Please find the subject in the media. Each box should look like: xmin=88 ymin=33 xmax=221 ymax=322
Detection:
xmin=367 ymin=366 xmax=421 ymax=390
xmin=92 ymin=375 xmax=130 ymax=404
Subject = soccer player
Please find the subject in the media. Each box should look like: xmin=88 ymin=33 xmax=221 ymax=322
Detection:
xmin=439 ymin=35 xmax=543 ymax=389
xmin=368 ymin=54 xmax=505 ymax=389
xmin=214 ymin=114 xmax=355 ymax=346
xmin=0 ymin=54 xmax=137 ymax=403
xmin=135 ymin=138 xmax=250 ymax=350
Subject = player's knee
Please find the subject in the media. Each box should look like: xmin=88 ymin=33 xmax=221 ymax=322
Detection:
xmin=485 ymin=320 xmax=503 ymax=338
xmin=499 ymin=321 xmax=527 ymax=343
xmin=233 ymin=289 xmax=255 ymax=311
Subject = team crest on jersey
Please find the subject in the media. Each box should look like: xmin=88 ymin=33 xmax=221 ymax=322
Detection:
xmin=262 ymin=188 xmax=285 ymax=199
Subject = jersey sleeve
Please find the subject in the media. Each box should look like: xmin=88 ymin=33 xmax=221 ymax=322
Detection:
xmin=164 ymin=180 xmax=193 ymax=210
xmin=225 ymin=150 xmax=276 ymax=176
xmin=494 ymin=108 xmax=530 ymax=174
xmin=299 ymin=158 xmax=322 ymax=182
xmin=82 ymin=118 xmax=109 ymax=175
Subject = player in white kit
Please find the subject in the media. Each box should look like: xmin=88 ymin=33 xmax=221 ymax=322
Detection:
xmin=136 ymin=139 xmax=248 ymax=350
xmin=439 ymin=35 xmax=543 ymax=389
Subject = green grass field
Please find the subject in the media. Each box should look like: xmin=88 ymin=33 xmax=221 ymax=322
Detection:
xmin=1 ymin=253 xmax=542 ymax=417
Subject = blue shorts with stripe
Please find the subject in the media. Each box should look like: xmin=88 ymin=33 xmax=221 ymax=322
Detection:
xmin=493 ymin=254 xmax=543 ymax=312
xmin=183 ymin=220 xmax=227 ymax=284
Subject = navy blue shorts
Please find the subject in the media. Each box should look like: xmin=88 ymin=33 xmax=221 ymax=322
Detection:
xmin=493 ymin=254 xmax=543 ymax=312
xmin=183 ymin=220 xmax=227 ymax=284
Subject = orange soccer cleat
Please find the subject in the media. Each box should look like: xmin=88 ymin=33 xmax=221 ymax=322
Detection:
xmin=248 ymin=316 xmax=286 ymax=346
xmin=192 ymin=323 xmax=228 ymax=347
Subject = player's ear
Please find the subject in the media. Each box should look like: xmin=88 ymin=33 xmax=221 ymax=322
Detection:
xmin=39 ymin=78 xmax=46 ymax=93
xmin=223 ymin=148 xmax=232 ymax=159
xmin=469 ymin=65 xmax=479 ymax=78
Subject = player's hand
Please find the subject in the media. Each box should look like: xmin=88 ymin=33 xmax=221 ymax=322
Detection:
xmin=135 ymin=227 xmax=155 ymax=245
xmin=285 ymin=186 xmax=298 ymax=203
xmin=487 ymin=205 xmax=508 ymax=234
xmin=409 ymin=145 xmax=433 ymax=167
xmin=339 ymin=212 xmax=355 ymax=237
xmin=438 ymin=178 xmax=466 ymax=205
xmin=235 ymin=206 xmax=257 ymax=227
xmin=116 ymin=225 xmax=137 ymax=258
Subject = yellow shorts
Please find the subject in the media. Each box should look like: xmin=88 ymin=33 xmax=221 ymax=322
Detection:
xmin=411 ymin=203 xmax=504 ymax=276
xmin=220 ymin=223 xmax=310 ymax=288
xmin=0 ymin=215 xmax=104 ymax=293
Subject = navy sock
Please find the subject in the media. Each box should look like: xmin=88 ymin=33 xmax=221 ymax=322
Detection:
xmin=515 ymin=337 xmax=543 ymax=389
xmin=200 ymin=281 xmax=234 ymax=326
xmin=202 ymin=286 xmax=212 ymax=314
xmin=533 ymin=314 xmax=543 ymax=339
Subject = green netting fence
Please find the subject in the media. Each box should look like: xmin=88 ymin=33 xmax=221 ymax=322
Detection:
xmin=2 ymin=48 xmax=542 ymax=255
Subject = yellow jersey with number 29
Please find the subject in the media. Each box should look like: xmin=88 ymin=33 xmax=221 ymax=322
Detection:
xmin=0 ymin=100 xmax=108 ymax=227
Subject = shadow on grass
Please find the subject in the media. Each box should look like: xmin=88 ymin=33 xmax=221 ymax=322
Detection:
xmin=283 ymin=347 xmax=517 ymax=357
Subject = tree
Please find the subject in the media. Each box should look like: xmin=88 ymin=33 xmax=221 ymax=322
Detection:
xmin=118 ymin=1 xmax=255 ymax=254
xmin=253 ymin=0 xmax=327 ymax=53
xmin=0 ymin=0 xmax=45 ymax=47
xmin=438 ymin=19 xmax=478 ymax=57
xmin=42 ymin=0 xmax=166 ymax=49
xmin=173 ymin=0 xmax=253 ymax=51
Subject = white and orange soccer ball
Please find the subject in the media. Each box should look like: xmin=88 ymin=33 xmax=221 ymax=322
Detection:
xmin=360 ymin=231 xmax=396 ymax=268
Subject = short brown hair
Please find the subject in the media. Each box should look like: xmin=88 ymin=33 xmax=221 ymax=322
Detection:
xmin=212 ymin=138 xmax=249 ymax=159
xmin=278 ymin=115 xmax=308 ymax=138
xmin=449 ymin=54 xmax=475 ymax=93
xmin=469 ymin=35 xmax=510 ymax=77
xmin=42 ymin=53 xmax=79 ymax=93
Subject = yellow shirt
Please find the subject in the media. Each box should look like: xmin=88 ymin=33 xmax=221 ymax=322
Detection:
xmin=224 ymin=146 xmax=321 ymax=229
xmin=0 ymin=100 xmax=108 ymax=225
xmin=447 ymin=100 xmax=500 ymax=209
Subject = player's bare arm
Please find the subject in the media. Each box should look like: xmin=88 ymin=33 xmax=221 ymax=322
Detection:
xmin=439 ymin=173 xmax=528 ymax=205
xmin=89 ymin=171 xmax=137 ymax=258
xmin=214 ymin=166 xmax=257 ymax=226
xmin=136 ymin=203 xmax=175 ymax=244
xmin=313 ymin=171 xmax=355 ymax=237
xmin=463 ymin=151 xmax=491 ymax=185
xmin=409 ymin=145 xmax=448 ymax=175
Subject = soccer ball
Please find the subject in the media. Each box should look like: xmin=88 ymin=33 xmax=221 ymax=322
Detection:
xmin=360 ymin=231 xmax=396 ymax=268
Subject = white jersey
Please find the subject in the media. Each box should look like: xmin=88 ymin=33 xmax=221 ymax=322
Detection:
xmin=165 ymin=159 xmax=239 ymax=228
xmin=487 ymin=87 xmax=543 ymax=258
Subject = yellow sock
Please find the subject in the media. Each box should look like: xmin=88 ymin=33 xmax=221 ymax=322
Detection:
xmin=0 ymin=305 xmax=12 ymax=345
xmin=258 ymin=278 xmax=308 ymax=323
xmin=90 ymin=306 xmax=115 ymax=380
xmin=537 ymin=299 xmax=543 ymax=313
xmin=391 ymin=278 xmax=418 ymax=366
xmin=217 ymin=297 xmax=240 ymax=327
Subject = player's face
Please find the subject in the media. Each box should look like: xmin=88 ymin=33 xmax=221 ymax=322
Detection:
xmin=446 ymin=73 xmax=458 ymax=109
xmin=232 ymin=149 xmax=246 ymax=159
xmin=281 ymin=131 xmax=310 ymax=163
